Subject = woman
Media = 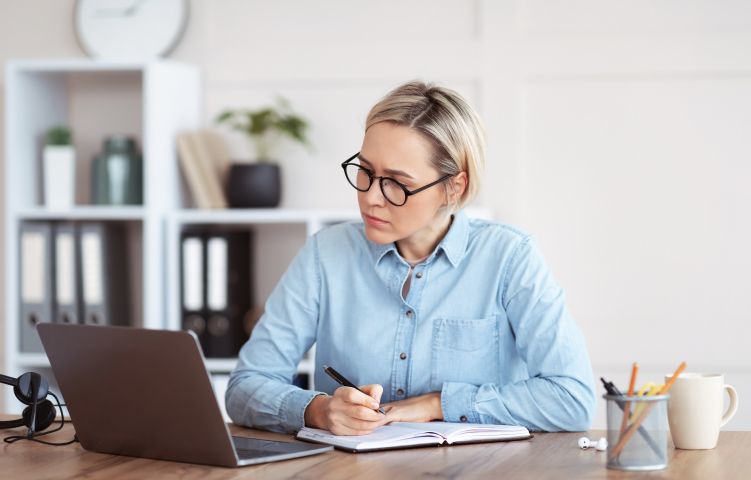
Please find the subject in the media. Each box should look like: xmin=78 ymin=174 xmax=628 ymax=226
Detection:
xmin=226 ymin=81 xmax=596 ymax=435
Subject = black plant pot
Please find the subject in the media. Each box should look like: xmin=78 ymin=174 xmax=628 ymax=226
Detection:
xmin=227 ymin=163 xmax=281 ymax=208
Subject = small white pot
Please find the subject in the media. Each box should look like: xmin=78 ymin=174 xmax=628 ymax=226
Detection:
xmin=43 ymin=145 xmax=76 ymax=209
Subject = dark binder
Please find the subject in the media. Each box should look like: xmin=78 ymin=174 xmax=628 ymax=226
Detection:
xmin=78 ymin=222 xmax=130 ymax=326
xmin=19 ymin=221 xmax=55 ymax=352
xmin=180 ymin=229 xmax=252 ymax=358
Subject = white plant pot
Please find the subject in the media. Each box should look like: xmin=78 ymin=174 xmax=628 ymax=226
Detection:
xmin=43 ymin=145 xmax=76 ymax=209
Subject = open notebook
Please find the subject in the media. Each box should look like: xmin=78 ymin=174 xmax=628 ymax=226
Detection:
xmin=297 ymin=422 xmax=532 ymax=452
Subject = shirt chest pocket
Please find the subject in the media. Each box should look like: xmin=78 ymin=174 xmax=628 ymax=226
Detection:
xmin=430 ymin=316 xmax=500 ymax=390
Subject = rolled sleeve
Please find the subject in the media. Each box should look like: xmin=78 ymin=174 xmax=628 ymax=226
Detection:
xmin=284 ymin=389 xmax=328 ymax=431
xmin=226 ymin=235 xmax=324 ymax=433
xmin=440 ymin=382 xmax=480 ymax=423
xmin=496 ymin=235 xmax=596 ymax=431
xmin=435 ymin=235 xmax=596 ymax=432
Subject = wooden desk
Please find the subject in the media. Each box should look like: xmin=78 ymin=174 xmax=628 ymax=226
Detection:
xmin=0 ymin=416 xmax=748 ymax=479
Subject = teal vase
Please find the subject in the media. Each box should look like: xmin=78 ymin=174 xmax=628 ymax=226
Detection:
xmin=91 ymin=136 xmax=143 ymax=205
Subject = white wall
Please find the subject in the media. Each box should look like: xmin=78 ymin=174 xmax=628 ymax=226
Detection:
xmin=1 ymin=0 xmax=749 ymax=430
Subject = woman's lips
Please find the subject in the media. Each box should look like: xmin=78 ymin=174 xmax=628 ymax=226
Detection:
xmin=363 ymin=213 xmax=389 ymax=227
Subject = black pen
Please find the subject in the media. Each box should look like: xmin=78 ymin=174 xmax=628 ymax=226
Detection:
xmin=323 ymin=365 xmax=385 ymax=414
xmin=600 ymin=377 xmax=623 ymax=396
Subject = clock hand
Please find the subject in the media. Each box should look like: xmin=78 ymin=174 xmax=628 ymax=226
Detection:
xmin=121 ymin=0 xmax=145 ymax=16
xmin=95 ymin=0 xmax=145 ymax=18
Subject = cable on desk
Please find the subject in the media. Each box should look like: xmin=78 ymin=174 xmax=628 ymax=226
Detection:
xmin=3 ymin=392 xmax=80 ymax=446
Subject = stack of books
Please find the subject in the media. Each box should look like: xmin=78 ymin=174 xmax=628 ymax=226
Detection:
xmin=176 ymin=130 xmax=229 ymax=209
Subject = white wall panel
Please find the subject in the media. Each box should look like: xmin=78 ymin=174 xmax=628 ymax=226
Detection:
xmin=518 ymin=0 xmax=751 ymax=34
xmin=210 ymin=0 xmax=481 ymax=42
xmin=518 ymin=76 xmax=751 ymax=363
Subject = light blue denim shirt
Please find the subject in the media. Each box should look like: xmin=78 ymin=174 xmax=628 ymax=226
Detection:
xmin=226 ymin=211 xmax=596 ymax=433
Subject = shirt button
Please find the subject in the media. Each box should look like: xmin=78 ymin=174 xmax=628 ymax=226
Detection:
xmin=399 ymin=352 xmax=407 ymax=360
xmin=396 ymin=388 xmax=405 ymax=396
xmin=406 ymin=310 xmax=413 ymax=318
xmin=415 ymin=272 xmax=423 ymax=279
xmin=460 ymin=415 xmax=468 ymax=422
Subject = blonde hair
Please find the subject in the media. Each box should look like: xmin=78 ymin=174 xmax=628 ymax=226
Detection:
xmin=365 ymin=81 xmax=485 ymax=211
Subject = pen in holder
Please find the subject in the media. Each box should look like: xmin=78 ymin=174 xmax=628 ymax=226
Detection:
xmin=605 ymin=394 xmax=670 ymax=471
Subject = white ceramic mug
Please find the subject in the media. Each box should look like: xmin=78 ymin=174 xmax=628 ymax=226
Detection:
xmin=665 ymin=373 xmax=739 ymax=449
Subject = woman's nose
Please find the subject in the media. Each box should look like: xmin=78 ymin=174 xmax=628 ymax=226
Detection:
xmin=362 ymin=180 xmax=387 ymax=207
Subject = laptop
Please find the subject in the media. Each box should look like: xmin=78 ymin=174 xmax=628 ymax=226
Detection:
xmin=37 ymin=323 xmax=333 ymax=467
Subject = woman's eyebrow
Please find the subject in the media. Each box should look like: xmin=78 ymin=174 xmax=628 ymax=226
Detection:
xmin=357 ymin=154 xmax=415 ymax=180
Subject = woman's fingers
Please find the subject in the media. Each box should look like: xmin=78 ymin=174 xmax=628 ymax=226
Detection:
xmin=345 ymin=404 xmax=383 ymax=422
xmin=359 ymin=384 xmax=384 ymax=404
xmin=326 ymin=387 xmax=388 ymax=435
xmin=335 ymin=413 xmax=388 ymax=434
xmin=335 ymin=386 xmax=380 ymax=410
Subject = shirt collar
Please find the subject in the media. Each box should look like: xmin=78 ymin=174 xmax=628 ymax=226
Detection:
xmin=367 ymin=210 xmax=470 ymax=268
xmin=438 ymin=210 xmax=470 ymax=267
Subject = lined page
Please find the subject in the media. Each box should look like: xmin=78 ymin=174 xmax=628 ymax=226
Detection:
xmin=394 ymin=422 xmax=531 ymax=444
xmin=297 ymin=425 xmax=442 ymax=450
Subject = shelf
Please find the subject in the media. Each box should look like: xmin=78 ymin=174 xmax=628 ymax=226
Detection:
xmin=173 ymin=208 xmax=360 ymax=225
xmin=172 ymin=207 xmax=493 ymax=227
xmin=6 ymin=58 xmax=180 ymax=73
xmin=204 ymin=357 xmax=315 ymax=375
xmin=204 ymin=358 xmax=239 ymax=373
xmin=298 ymin=358 xmax=315 ymax=374
xmin=16 ymin=353 xmax=50 ymax=368
xmin=15 ymin=206 xmax=147 ymax=221
xmin=16 ymin=352 xmax=313 ymax=377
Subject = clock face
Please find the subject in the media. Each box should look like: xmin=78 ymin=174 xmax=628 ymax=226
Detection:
xmin=75 ymin=0 xmax=189 ymax=60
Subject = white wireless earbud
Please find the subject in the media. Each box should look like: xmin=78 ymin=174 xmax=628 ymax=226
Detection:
xmin=578 ymin=437 xmax=607 ymax=451
xmin=595 ymin=437 xmax=608 ymax=451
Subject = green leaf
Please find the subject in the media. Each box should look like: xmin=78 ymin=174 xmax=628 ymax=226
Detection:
xmin=215 ymin=110 xmax=234 ymax=123
xmin=45 ymin=125 xmax=72 ymax=145
xmin=213 ymin=100 xmax=312 ymax=159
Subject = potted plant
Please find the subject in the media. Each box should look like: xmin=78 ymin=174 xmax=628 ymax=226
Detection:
xmin=43 ymin=125 xmax=76 ymax=209
xmin=215 ymin=98 xmax=310 ymax=208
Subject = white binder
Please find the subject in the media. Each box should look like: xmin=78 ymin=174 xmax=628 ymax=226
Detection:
xmin=53 ymin=222 xmax=80 ymax=324
xmin=79 ymin=222 xmax=129 ymax=326
xmin=19 ymin=222 xmax=54 ymax=352
xmin=181 ymin=234 xmax=206 ymax=337
xmin=206 ymin=236 xmax=228 ymax=312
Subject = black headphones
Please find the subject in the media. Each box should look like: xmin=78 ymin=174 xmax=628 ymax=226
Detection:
xmin=0 ymin=372 xmax=57 ymax=434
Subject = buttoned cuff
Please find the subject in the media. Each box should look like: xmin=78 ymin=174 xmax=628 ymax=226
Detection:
xmin=283 ymin=389 xmax=327 ymax=432
xmin=441 ymin=382 xmax=480 ymax=423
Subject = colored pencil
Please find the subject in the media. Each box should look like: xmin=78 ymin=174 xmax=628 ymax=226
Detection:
xmin=609 ymin=361 xmax=686 ymax=460
xmin=618 ymin=362 xmax=639 ymax=435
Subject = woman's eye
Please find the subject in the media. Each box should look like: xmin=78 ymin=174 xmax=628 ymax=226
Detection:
xmin=393 ymin=178 xmax=411 ymax=188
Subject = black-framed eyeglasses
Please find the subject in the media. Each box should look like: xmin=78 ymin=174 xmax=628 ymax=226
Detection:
xmin=341 ymin=152 xmax=454 ymax=207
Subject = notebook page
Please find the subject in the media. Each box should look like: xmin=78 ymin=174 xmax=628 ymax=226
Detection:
xmin=297 ymin=424 xmax=442 ymax=450
xmin=394 ymin=422 xmax=530 ymax=444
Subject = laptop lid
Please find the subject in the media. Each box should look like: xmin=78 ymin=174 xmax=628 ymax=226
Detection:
xmin=38 ymin=323 xmax=242 ymax=467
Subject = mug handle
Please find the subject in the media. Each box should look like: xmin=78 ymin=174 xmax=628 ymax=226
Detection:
xmin=720 ymin=384 xmax=739 ymax=428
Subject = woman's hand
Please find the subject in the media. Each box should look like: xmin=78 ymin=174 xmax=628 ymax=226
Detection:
xmin=304 ymin=384 xmax=388 ymax=435
xmin=383 ymin=392 xmax=443 ymax=424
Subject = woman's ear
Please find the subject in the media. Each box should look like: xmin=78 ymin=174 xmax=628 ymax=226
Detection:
xmin=448 ymin=171 xmax=468 ymax=205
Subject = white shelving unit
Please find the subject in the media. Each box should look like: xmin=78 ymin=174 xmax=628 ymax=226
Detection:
xmin=3 ymin=58 xmax=201 ymax=413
